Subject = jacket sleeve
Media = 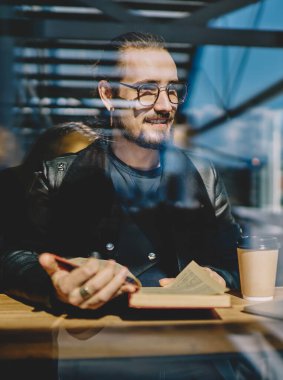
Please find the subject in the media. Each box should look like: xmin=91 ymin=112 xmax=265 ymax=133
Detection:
xmin=206 ymin=164 xmax=241 ymax=289
xmin=0 ymin=153 xmax=80 ymax=309
xmin=189 ymin=154 xmax=242 ymax=289
xmin=0 ymin=249 xmax=55 ymax=308
xmin=0 ymin=167 xmax=62 ymax=309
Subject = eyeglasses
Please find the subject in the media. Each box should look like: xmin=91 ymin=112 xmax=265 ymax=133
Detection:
xmin=119 ymin=82 xmax=188 ymax=107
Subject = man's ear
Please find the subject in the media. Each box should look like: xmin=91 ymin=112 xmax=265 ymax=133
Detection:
xmin=98 ymin=80 xmax=113 ymax=111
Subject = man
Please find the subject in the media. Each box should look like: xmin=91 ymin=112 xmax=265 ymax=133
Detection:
xmin=0 ymin=32 xmax=240 ymax=311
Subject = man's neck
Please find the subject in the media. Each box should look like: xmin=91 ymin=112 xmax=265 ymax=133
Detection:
xmin=111 ymin=135 xmax=160 ymax=171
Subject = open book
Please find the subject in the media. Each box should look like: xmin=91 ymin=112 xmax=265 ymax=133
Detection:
xmin=129 ymin=261 xmax=231 ymax=309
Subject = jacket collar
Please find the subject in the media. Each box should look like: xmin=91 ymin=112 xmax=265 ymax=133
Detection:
xmin=62 ymin=140 xmax=214 ymax=214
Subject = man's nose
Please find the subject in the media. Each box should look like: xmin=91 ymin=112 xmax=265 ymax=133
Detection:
xmin=154 ymin=89 xmax=173 ymax=112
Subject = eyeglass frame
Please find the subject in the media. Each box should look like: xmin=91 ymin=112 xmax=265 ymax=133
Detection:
xmin=118 ymin=81 xmax=188 ymax=106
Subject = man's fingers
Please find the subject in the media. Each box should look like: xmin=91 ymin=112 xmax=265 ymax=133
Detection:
xmin=120 ymin=283 xmax=139 ymax=293
xmin=39 ymin=255 xmax=136 ymax=309
xmin=39 ymin=252 xmax=59 ymax=276
xmin=159 ymin=278 xmax=175 ymax=287
xmin=62 ymin=258 xmax=100 ymax=291
xmin=69 ymin=260 xmax=116 ymax=304
xmin=38 ymin=253 xmax=70 ymax=302
xmin=67 ymin=261 xmax=132 ymax=308
xmin=80 ymin=266 xmax=129 ymax=309
xmin=203 ymin=267 xmax=226 ymax=287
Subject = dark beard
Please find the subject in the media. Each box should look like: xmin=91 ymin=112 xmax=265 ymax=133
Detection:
xmin=123 ymin=129 xmax=167 ymax=150
xmin=114 ymin=116 xmax=172 ymax=150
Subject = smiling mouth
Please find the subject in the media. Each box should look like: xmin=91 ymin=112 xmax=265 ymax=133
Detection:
xmin=145 ymin=118 xmax=169 ymax=125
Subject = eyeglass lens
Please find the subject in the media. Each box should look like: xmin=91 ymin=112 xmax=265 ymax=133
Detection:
xmin=138 ymin=83 xmax=187 ymax=106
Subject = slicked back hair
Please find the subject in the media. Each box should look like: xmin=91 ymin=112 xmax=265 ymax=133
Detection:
xmin=94 ymin=31 xmax=167 ymax=86
xmin=93 ymin=31 xmax=169 ymax=127
xmin=110 ymin=31 xmax=166 ymax=52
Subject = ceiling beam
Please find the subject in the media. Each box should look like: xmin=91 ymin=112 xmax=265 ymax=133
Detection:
xmin=76 ymin=0 xmax=145 ymax=22
xmin=175 ymin=0 xmax=261 ymax=26
xmin=78 ymin=0 xmax=260 ymax=25
xmin=2 ymin=18 xmax=283 ymax=48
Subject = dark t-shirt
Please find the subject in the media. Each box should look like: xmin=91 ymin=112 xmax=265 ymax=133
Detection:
xmin=108 ymin=148 xmax=169 ymax=286
xmin=108 ymin=147 xmax=162 ymax=210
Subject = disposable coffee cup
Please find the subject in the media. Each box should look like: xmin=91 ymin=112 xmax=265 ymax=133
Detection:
xmin=237 ymin=235 xmax=279 ymax=302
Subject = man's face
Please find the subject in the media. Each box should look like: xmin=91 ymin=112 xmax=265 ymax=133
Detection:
xmin=113 ymin=47 xmax=178 ymax=149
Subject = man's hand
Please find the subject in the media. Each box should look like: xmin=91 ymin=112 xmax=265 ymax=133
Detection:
xmin=159 ymin=268 xmax=226 ymax=288
xmin=202 ymin=267 xmax=226 ymax=288
xmin=39 ymin=253 xmax=137 ymax=310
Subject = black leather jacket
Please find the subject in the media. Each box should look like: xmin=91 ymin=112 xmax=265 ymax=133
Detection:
xmin=0 ymin=140 xmax=241 ymax=309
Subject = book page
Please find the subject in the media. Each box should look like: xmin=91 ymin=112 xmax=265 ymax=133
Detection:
xmin=165 ymin=261 xmax=227 ymax=295
xmin=134 ymin=287 xmax=223 ymax=295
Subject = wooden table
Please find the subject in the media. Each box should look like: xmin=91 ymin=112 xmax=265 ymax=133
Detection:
xmin=1 ymin=289 xmax=283 ymax=361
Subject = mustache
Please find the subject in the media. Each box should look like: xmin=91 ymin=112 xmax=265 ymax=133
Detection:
xmin=144 ymin=112 xmax=174 ymax=122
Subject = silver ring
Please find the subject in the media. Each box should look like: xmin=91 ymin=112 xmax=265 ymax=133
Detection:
xmin=79 ymin=286 xmax=91 ymax=300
